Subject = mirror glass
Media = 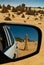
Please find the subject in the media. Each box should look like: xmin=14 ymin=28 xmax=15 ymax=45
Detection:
xmin=0 ymin=25 xmax=38 ymax=59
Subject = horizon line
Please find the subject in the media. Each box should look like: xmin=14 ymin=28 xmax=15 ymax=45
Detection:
xmin=0 ymin=3 xmax=44 ymax=8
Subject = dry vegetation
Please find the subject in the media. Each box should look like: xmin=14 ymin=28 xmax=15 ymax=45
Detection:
xmin=7 ymin=5 xmax=11 ymax=10
xmin=12 ymin=14 xmax=15 ymax=18
xmin=21 ymin=14 xmax=25 ymax=18
xmin=0 ymin=4 xmax=44 ymax=22
xmin=24 ymin=20 xmax=26 ymax=23
xmin=35 ymin=18 xmax=38 ymax=20
xmin=0 ymin=5 xmax=2 ymax=8
xmin=1 ymin=5 xmax=9 ymax=13
xmin=39 ymin=15 xmax=43 ymax=20
xmin=4 ymin=16 xmax=11 ymax=21
xmin=27 ymin=17 xmax=29 ymax=19
xmin=0 ymin=4 xmax=44 ymax=15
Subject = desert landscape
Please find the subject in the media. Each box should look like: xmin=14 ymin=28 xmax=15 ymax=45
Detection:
xmin=0 ymin=3 xmax=44 ymax=65
xmin=15 ymin=33 xmax=38 ymax=58
xmin=17 ymin=41 xmax=37 ymax=58
xmin=0 ymin=4 xmax=44 ymax=24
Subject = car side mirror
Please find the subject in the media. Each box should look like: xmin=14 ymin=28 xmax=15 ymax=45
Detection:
xmin=0 ymin=23 xmax=42 ymax=64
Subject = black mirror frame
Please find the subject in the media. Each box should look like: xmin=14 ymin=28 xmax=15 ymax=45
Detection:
xmin=0 ymin=22 xmax=42 ymax=64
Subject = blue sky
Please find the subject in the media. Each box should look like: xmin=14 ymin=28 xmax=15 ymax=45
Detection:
xmin=9 ymin=25 xmax=38 ymax=41
xmin=0 ymin=0 xmax=44 ymax=7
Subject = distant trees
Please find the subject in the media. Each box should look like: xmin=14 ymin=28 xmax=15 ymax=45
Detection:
xmin=11 ymin=7 xmax=17 ymax=12
xmin=1 ymin=4 xmax=9 ymax=13
xmin=37 ymin=7 xmax=41 ymax=9
xmin=0 ymin=3 xmax=44 ymax=16
xmin=0 ymin=4 xmax=2 ymax=8
xmin=1 ymin=4 xmax=11 ymax=13
xmin=37 ymin=10 xmax=44 ymax=14
xmin=16 ymin=5 xmax=25 ymax=12
xmin=22 ymin=3 xmax=25 ymax=7
xmin=15 ymin=37 xmax=24 ymax=42
xmin=12 ymin=4 xmax=26 ymax=13
xmin=26 ymin=8 xmax=38 ymax=16
xmin=7 ymin=5 xmax=11 ymax=10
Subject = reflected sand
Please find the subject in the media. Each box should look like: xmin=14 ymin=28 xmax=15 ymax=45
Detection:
xmin=17 ymin=41 xmax=37 ymax=58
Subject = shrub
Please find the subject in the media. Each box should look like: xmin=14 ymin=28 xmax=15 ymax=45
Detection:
xmin=7 ymin=5 xmax=11 ymax=10
xmin=0 ymin=5 xmax=2 ymax=8
xmin=8 ymin=13 xmax=10 ymax=17
xmin=17 ymin=11 xmax=22 ymax=15
xmin=33 ymin=10 xmax=38 ymax=16
xmin=12 ymin=14 xmax=15 ymax=18
xmin=35 ymin=18 xmax=38 ymax=20
xmin=24 ymin=20 xmax=26 ymax=23
xmin=27 ymin=17 xmax=29 ymax=19
xmin=22 ymin=3 xmax=25 ymax=7
xmin=35 ymin=12 xmax=38 ymax=15
xmin=16 ymin=6 xmax=25 ymax=13
xmin=16 ymin=6 xmax=21 ymax=11
xmin=37 ymin=7 xmax=41 ymax=9
xmin=1 ymin=5 xmax=9 ymax=13
xmin=37 ymin=10 xmax=44 ymax=14
xmin=26 ymin=9 xmax=38 ymax=16
xmin=15 ymin=37 xmax=24 ymax=42
xmin=4 ymin=17 xmax=11 ymax=21
xmin=39 ymin=16 xmax=43 ymax=20
xmin=26 ymin=10 xmax=35 ymax=15
xmin=40 ymin=14 xmax=42 ymax=16
xmin=12 ymin=4 xmax=25 ymax=13
xmin=21 ymin=14 xmax=25 ymax=18
xmin=11 ymin=7 xmax=17 ymax=12
xmin=38 ymin=23 xmax=41 ymax=24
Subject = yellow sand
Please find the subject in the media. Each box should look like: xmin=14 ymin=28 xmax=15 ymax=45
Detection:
xmin=0 ymin=8 xmax=44 ymax=65
xmin=17 ymin=41 xmax=37 ymax=58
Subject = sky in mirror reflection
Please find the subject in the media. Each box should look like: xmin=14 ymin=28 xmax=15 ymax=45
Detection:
xmin=8 ymin=25 xmax=38 ymax=41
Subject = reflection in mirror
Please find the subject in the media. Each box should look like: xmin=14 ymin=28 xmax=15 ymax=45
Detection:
xmin=0 ymin=25 xmax=38 ymax=59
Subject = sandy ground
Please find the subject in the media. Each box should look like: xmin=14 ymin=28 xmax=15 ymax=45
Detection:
xmin=17 ymin=41 xmax=37 ymax=58
xmin=0 ymin=8 xmax=44 ymax=65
